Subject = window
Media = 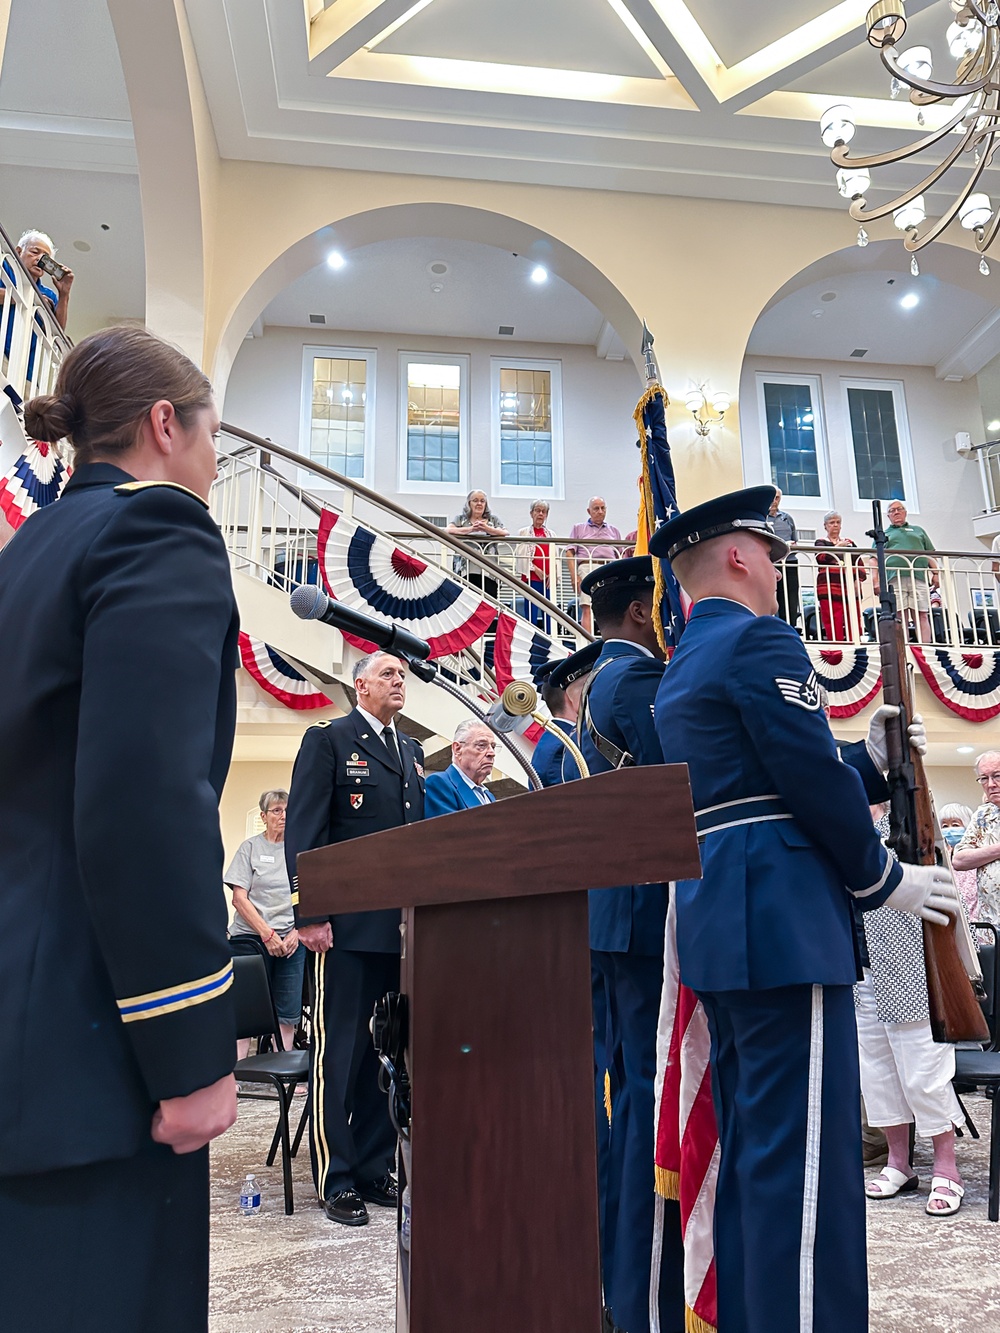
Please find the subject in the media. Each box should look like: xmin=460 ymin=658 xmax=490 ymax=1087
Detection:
xmin=841 ymin=377 xmax=917 ymax=509
xmin=301 ymin=346 xmax=375 ymax=481
xmin=756 ymin=375 xmax=827 ymax=502
xmin=398 ymin=353 xmax=469 ymax=494
xmin=490 ymin=358 xmax=563 ymax=499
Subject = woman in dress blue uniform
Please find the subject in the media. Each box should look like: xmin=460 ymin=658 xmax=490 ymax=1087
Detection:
xmin=0 ymin=326 xmax=239 ymax=1332
xmin=650 ymin=487 xmax=957 ymax=1333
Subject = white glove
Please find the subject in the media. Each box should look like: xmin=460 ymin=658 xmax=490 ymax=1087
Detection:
xmin=884 ymin=863 xmax=959 ymax=926
xmin=865 ymin=704 xmax=927 ymax=773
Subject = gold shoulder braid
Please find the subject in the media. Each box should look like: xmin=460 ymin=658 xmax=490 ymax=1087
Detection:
xmin=113 ymin=480 xmax=209 ymax=510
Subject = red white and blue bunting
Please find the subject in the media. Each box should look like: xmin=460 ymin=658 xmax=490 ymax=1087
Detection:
xmin=0 ymin=380 xmax=69 ymax=532
xmin=238 ymin=632 xmax=333 ymax=710
xmin=491 ymin=612 xmax=571 ymax=744
xmin=317 ymin=510 xmax=495 ymax=658
xmin=805 ymin=645 xmax=882 ymax=719
xmin=911 ymin=646 xmax=1000 ymax=722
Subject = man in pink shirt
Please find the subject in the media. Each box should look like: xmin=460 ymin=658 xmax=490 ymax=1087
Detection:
xmin=567 ymin=496 xmax=622 ymax=633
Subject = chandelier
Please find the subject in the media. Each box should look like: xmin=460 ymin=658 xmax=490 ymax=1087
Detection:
xmin=820 ymin=0 xmax=1000 ymax=276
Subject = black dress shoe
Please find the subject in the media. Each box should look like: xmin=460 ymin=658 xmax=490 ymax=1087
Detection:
xmin=323 ymin=1188 xmax=369 ymax=1226
xmin=357 ymin=1173 xmax=398 ymax=1207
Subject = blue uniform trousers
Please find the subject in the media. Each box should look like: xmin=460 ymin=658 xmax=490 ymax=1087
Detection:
xmin=593 ymin=963 xmax=626 ymax=1299
xmin=593 ymin=950 xmax=684 ymax=1333
xmin=309 ymin=948 xmax=399 ymax=1199
xmin=699 ymin=985 xmax=867 ymax=1333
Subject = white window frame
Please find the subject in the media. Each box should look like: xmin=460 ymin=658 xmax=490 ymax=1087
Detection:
xmin=397 ymin=351 xmax=470 ymax=497
xmin=299 ymin=344 xmax=376 ymax=487
xmin=840 ymin=376 xmax=919 ymax=515
xmin=490 ymin=357 xmax=564 ymax=501
xmin=754 ymin=372 xmax=831 ymax=512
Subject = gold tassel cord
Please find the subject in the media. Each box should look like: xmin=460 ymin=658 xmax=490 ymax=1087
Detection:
xmin=685 ymin=1306 xmax=717 ymax=1333
xmin=632 ymin=383 xmax=670 ymax=654
xmin=654 ymin=1164 xmax=679 ymax=1201
xmin=603 ymin=1068 xmax=613 ymax=1126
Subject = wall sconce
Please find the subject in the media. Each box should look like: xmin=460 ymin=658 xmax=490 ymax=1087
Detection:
xmin=685 ymin=386 xmax=730 ymax=437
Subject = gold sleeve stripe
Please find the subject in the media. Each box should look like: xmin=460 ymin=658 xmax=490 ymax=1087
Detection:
xmin=290 ymin=891 xmax=299 ymax=906
xmin=117 ymin=961 xmax=233 ymax=1023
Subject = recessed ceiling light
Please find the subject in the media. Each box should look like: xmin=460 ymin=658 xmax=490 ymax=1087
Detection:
xmin=427 ymin=261 xmax=449 ymax=276
xmin=327 ymin=251 xmax=345 ymax=270
xmin=989 ymin=420 xmax=1000 ymax=432
xmin=900 ymin=292 xmax=919 ymax=310
xmin=530 ymin=265 xmax=548 ymax=284
xmin=820 ymin=291 xmax=837 ymax=302
xmin=957 ymin=745 xmax=976 ymax=754
xmin=73 ymin=240 xmax=91 ymax=252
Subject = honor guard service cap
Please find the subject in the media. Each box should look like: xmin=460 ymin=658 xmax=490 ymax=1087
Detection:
xmin=580 ymin=555 xmax=655 ymax=598
xmin=648 ymin=485 xmax=787 ymax=563
xmin=547 ymin=640 xmax=602 ymax=691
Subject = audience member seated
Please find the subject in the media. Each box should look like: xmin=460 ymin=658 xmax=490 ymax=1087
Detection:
xmin=515 ymin=498 xmax=554 ymax=629
xmin=567 ymin=496 xmax=621 ymax=634
xmin=859 ymin=803 xmax=966 ymax=1216
xmin=815 ymin=509 xmax=867 ymax=642
xmin=225 ymin=789 xmax=303 ymax=1057
xmin=447 ymin=489 xmax=507 ymax=600
xmin=424 ymin=720 xmax=498 ymax=815
xmin=768 ymin=488 xmax=799 ymax=627
xmin=952 ymin=752 xmax=1000 ymax=929
xmin=940 ymin=802 xmax=978 ymax=919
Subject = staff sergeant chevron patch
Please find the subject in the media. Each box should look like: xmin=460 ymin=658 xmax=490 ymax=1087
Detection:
xmin=774 ymin=670 xmax=822 ymax=711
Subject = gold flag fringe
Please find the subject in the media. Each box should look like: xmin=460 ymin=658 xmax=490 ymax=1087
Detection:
xmin=604 ymin=1068 xmax=612 ymax=1125
xmin=686 ymin=1306 xmax=716 ymax=1333
xmin=633 ymin=383 xmax=670 ymax=655
xmin=654 ymin=1164 xmax=679 ymax=1201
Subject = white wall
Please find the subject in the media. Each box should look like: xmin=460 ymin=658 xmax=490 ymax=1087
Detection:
xmin=222 ymin=324 xmax=645 ymax=535
xmin=739 ymin=355 xmax=986 ymax=552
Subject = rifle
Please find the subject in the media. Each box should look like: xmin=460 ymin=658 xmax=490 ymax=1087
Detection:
xmin=868 ymin=500 xmax=988 ymax=1043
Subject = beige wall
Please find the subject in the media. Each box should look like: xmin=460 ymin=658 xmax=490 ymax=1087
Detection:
xmin=220 ymin=759 xmax=294 ymax=869
xmin=925 ymin=764 xmax=985 ymax=812
xmin=224 ymin=324 xmax=646 ymax=533
xmin=740 ymin=354 xmax=987 ymax=552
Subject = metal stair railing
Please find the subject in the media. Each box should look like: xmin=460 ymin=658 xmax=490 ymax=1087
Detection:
xmin=0 ymin=222 xmax=71 ymax=405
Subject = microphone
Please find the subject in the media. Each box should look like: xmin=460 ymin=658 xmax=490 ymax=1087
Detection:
xmin=289 ymin=584 xmax=432 ymax=662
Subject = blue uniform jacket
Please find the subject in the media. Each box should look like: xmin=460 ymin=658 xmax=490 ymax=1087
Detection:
xmin=654 ymin=598 xmax=902 ymax=992
xmin=424 ymin=763 xmax=494 ymax=817
xmin=285 ymin=708 xmax=425 ymax=951
xmin=0 ymin=463 xmax=239 ymax=1175
xmin=533 ymin=718 xmax=582 ymax=786
xmin=580 ymin=640 xmax=668 ymax=955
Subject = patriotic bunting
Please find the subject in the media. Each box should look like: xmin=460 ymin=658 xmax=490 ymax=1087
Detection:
xmin=805 ymin=646 xmax=882 ymax=719
xmin=238 ymin=632 xmax=333 ymax=710
xmin=911 ymin=646 xmax=1000 ymax=722
xmin=0 ymin=380 xmax=69 ymax=532
xmin=317 ymin=510 xmax=495 ymax=658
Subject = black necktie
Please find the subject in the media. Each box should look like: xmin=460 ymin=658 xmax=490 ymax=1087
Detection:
xmin=382 ymin=726 xmax=400 ymax=769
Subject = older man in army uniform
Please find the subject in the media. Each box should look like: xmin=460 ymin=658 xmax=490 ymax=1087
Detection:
xmin=650 ymin=486 xmax=957 ymax=1333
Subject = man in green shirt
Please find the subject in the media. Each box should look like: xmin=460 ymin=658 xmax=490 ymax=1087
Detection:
xmin=874 ymin=500 xmax=938 ymax=641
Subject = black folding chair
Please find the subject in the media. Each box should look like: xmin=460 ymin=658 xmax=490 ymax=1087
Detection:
xmin=951 ymin=925 xmax=1000 ymax=1219
xmin=232 ymin=954 xmax=310 ymax=1215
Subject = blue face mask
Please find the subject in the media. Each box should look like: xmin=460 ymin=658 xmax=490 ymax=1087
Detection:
xmin=943 ymin=828 xmax=964 ymax=847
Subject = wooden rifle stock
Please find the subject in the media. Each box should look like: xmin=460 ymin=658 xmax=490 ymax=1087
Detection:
xmin=872 ymin=502 xmax=988 ymax=1044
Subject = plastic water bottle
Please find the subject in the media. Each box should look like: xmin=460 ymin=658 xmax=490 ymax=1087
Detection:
xmin=400 ymin=1184 xmax=411 ymax=1252
xmin=239 ymin=1173 xmax=262 ymax=1216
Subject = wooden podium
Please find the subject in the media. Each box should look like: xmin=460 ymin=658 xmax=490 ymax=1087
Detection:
xmin=297 ymin=765 xmax=700 ymax=1333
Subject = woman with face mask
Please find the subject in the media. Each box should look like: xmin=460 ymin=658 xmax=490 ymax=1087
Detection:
xmin=940 ymin=802 xmax=978 ymax=919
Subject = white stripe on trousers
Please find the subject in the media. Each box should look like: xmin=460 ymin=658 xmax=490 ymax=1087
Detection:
xmin=799 ymin=985 xmax=824 ymax=1333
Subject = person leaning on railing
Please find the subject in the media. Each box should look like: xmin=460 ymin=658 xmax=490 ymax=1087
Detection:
xmin=815 ymin=510 xmax=867 ymax=643
xmin=515 ymin=498 xmax=554 ymax=628
xmin=447 ymin=488 xmax=508 ymax=600
xmin=872 ymin=500 xmax=938 ymax=642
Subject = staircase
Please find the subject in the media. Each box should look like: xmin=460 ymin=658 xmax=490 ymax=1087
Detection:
xmin=212 ymin=426 xmax=589 ymax=785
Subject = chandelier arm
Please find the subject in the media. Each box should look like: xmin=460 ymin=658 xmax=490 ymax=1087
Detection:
xmin=848 ymin=127 xmax=983 ymax=224
xmin=967 ymin=0 xmax=993 ymax=26
xmin=902 ymin=152 xmax=993 ymax=250
xmin=834 ymin=106 xmax=974 ymax=175
xmin=880 ymin=44 xmax=995 ymax=100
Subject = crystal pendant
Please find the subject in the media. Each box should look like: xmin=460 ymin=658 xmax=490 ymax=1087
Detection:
xmin=911 ymin=254 xmax=920 ymax=276
xmin=857 ymin=226 xmax=869 ymax=247
xmin=917 ymin=109 xmax=926 ymax=127
xmin=981 ymin=256 xmax=991 ymax=276
xmin=989 ymin=1 xmax=999 ymax=24
xmin=890 ymin=77 xmax=902 ymax=99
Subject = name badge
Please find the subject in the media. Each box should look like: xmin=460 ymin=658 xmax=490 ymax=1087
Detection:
xmin=346 ymin=766 xmax=368 ymax=777
xmin=259 ymin=855 xmax=275 ymax=863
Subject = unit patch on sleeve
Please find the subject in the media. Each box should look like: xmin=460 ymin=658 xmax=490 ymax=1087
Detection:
xmin=773 ymin=671 xmax=822 ymax=712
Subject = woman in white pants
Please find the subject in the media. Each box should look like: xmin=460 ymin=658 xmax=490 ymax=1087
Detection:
xmin=859 ymin=808 xmax=966 ymax=1216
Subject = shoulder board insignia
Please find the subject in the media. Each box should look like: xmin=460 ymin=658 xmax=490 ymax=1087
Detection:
xmin=311 ymin=720 xmax=332 ymax=729
xmin=114 ymin=480 xmax=209 ymax=510
xmin=774 ymin=671 xmax=822 ymax=712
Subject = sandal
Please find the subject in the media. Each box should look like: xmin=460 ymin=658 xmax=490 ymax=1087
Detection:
xmin=865 ymin=1167 xmax=919 ymax=1198
xmin=925 ymin=1176 xmax=964 ymax=1217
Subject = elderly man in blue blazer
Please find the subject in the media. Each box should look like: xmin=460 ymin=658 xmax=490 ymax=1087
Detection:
xmin=424 ymin=720 xmax=497 ymax=816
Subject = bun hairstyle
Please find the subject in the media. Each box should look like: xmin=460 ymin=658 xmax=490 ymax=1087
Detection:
xmin=24 ymin=325 xmax=213 ymax=462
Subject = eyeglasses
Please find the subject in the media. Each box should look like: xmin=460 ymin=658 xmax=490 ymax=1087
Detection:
xmin=976 ymin=773 xmax=1000 ymax=787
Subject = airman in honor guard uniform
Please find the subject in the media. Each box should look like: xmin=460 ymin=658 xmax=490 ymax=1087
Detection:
xmin=531 ymin=640 xmax=601 ymax=787
xmin=650 ymin=486 xmax=958 ymax=1333
xmin=0 ymin=327 xmax=239 ymax=1332
xmin=285 ymin=652 xmax=425 ymax=1226
xmin=577 ymin=557 xmax=684 ymax=1333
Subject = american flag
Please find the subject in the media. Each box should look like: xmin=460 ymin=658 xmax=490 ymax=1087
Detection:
xmin=632 ymin=382 xmax=687 ymax=650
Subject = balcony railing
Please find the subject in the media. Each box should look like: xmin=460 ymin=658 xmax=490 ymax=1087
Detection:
xmin=0 ymin=223 xmax=71 ymax=404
